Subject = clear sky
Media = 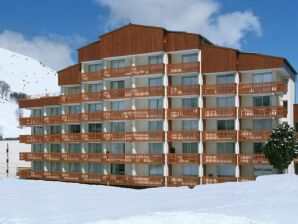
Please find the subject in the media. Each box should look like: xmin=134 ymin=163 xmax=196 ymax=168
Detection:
xmin=0 ymin=0 xmax=297 ymax=98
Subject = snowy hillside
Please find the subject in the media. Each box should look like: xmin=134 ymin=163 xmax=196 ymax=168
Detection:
xmin=0 ymin=48 xmax=60 ymax=138
xmin=0 ymin=174 xmax=296 ymax=224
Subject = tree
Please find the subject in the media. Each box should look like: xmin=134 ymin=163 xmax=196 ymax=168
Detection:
xmin=263 ymin=122 xmax=298 ymax=174
xmin=0 ymin=80 xmax=10 ymax=99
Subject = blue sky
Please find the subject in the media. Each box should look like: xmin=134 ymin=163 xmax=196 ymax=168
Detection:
xmin=0 ymin=0 xmax=297 ymax=97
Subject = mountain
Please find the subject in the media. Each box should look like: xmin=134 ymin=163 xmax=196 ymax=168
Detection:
xmin=0 ymin=48 xmax=60 ymax=138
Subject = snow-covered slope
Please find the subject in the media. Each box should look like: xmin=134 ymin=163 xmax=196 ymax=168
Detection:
xmin=0 ymin=174 xmax=296 ymax=224
xmin=0 ymin=48 xmax=60 ymax=138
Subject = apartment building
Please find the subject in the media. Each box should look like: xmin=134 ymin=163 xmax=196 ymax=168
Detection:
xmin=18 ymin=24 xmax=296 ymax=187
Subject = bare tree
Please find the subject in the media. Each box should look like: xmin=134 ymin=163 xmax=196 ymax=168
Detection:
xmin=0 ymin=80 xmax=11 ymax=99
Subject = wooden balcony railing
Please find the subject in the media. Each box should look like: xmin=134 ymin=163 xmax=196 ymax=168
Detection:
xmin=239 ymin=106 xmax=287 ymax=118
xmin=168 ymin=153 xmax=200 ymax=164
xmin=167 ymin=108 xmax=199 ymax=119
xmin=60 ymin=94 xmax=81 ymax=104
xmin=80 ymin=71 xmax=102 ymax=82
xmin=167 ymin=85 xmax=199 ymax=96
xmin=202 ymin=176 xmax=238 ymax=184
xmin=44 ymin=115 xmax=63 ymax=124
xmin=103 ymin=109 xmax=164 ymax=120
xmin=168 ymin=131 xmax=200 ymax=141
xmin=238 ymin=154 xmax=270 ymax=165
xmin=202 ymin=153 xmax=237 ymax=165
xmin=19 ymin=94 xmax=60 ymax=108
xmin=238 ymin=130 xmax=271 ymax=142
xmin=239 ymin=81 xmax=286 ymax=94
xmin=19 ymin=117 xmax=45 ymax=126
xmin=81 ymin=92 xmax=103 ymax=102
xmin=202 ymin=83 xmax=237 ymax=95
xmin=202 ymin=131 xmax=237 ymax=142
xmin=167 ymin=176 xmax=200 ymax=187
xmin=202 ymin=107 xmax=237 ymax=118
xmin=103 ymin=132 xmax=165 ymax=142
xmin=168 ymin=62 xmax=199 ymax=74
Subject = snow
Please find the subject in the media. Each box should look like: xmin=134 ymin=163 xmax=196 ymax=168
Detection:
xmin=0 ymin=174 xmax=296 ymax=224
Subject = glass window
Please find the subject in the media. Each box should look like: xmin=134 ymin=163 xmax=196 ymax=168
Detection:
xmin=183 ymin=165 xmax=198 ymax=176
xmin=50 ymin=125 xmax=61 ymax=134
xmin=111 ymin=101 xmax=125 ymax=111
xmin=69 ymin=143 xmax=81 ymax=153
xmin=149 ymin=143 xmax=163 ymax=154
xmin=111 ymin=59 xmax=125 ymax=68
xmin=33 ymin=126 xmax=43 ymax=135
xmin=149 ymin=77 xmax=162 ymax=87
xmin=217 ymin=96 xmax=235 ymax=107
xmin=149 ymin=121 xmax=163 ymax=131
xmin=182 ymin=120 xmax=198 ymax=131
xmin=216 ymin=74 xmax=235 ymax=84
xmin=182 ymin=53 xmax=198 ymax=63
xmin=253 ymin=72 xmax=272 ymax=83
xmin=182 ymin=98 xmax=197 ymax=108
xmin=68 ymin=86 xmax=81 ymax=95
xmin=89 ymin=83 xmax=102 ymax=92
xmin=111 ymin=122 xmax=125 ymax=132
xmin=149 ymin=99 xmax=163 ymax=109
xmin=254 ymin=142 xmax=265 ymax=154
xmin=69 ymin=124 xmax=81 ymax=133
xmin=50 ymin=107 xmax=61 ymax=116
xmin=182 ymin=142 xmax=198 ymax=153
xmin=111 ymin=164 xmax=125 ymax=175
xmin=149 ymin=55 xmax=163 ymax=64
xmin=216 ymin=165 xmax=235 ymax=177
xmin=111 ymin=80 xmax=125 ymax=89
xmin=253 ymin=96 xmax=271 ymax=107
xmin=217 ymin=142 xmax=235 ymax=153
xmin=217 ymin=120 xmax=235 ymax=130
xmin=149 ymin=165 xmax=163 ymax=176
xmin=33 ymin=109 xmax=43 ymax=117
xmin=33 ymin=144 xmax=44 ymax=153
xmin=33 ymin=161 xmax=44 ymax=171
xmin=89 ymin=123 xmax=102 ymax=132
xmin=88 ymin=64 xmax=102 ymax=72
xmin=89 ymin=103 xmax=102 ymax=112
xmin=253 ymin=165 xmax=273 ymax=177
xmin=68 ymin=105 xmax=81 ymax=114
xmin=111 ymin=143 xmax=125 ymax=154
xmin=88 ymin=143 xmax=102 ymax=153
xmin=69 ymin=162 xmax=81 ymax=172
xmin=88 ymin=163 xmax=103 ymax=173
xmin=50 ymin=144 xmax=61 ymax=153
xmin=182 ymin=75 xmax=198 ymax=85
xmin=253 ymin=119 xmax=272 ymax=130
xmin=50 ymin=162 xmax=62 ymax=172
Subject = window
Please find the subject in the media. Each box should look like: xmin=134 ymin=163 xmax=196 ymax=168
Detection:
xmin=182 ymin=98 xmax=197 ymax=108
xmin=182 ymin=75 xmax=198 ymax=85
xmin=33 ymin=161 xmax=44 ymax=171
xmin=89 ymin=103 xmax=102 ymax=112
xmin=217 ymin=142 xmax=235 ymax=153
xmin=111 ymin=122 xmax=125 ymax=132
xmin=111 ymin=101 xmax=125 ymax=111
xmin=88 ymin=64 xmax=102 ymax=72
xmin=149 ymin=121 xmax=163 ymax=131
xmin=69 ymin=124 xmax=81 ymax=133
xmin=253 ymin=72 xmax=272 ymax=83
xmin=149 ymin=143 xmax=163 ymax=154
xmin=68 ymin=105 xmax=81 ymax=114
xmin=183 ymin=142 xmax=198 ymax=153
xmin=69 ymin=162 xmax=81 ymax=172
xmin=295 ymin=122 xmax=298 ymax=131
xmin=111 ymin=80 xmax=125 ymax=89
xmin=149 ymin=99 xmax=163 ymax=109
xmin=217 ymin=96 xmax=235 ymax=107
xmin=50 ymin=107 xmax=61 ymax=116
xmin=183 ymin=165 xmax=198 ymax=176
xmin=254 ymin=142 xmax=265 ymax=154
xmin=253 ymin=165 xmax=273 ymax=177
xmin=89 ymin=123 xmax=102 ymax=132
xmin=283 ymin=100 xmax=288 ymax=114
xmin=33 ymin=126 xmax=43 ymax=135
xmin=111 ymin=143 xmax=125 ymax=154
xmin=33 ymin=144 xmax=44 ymax=153
xmin=88 ymin=143 xmax=102 ymax=153
xmin=50 ymin=144 xmax=61 ymax=153
xmin=149 ymin=55 xmax=163 ymax=64
xmin=68 ymin=86 xmax=81 ymax=95
xmin=253 ymin=96 xmax=271 ymax=107
xmin=149 ymin=165 xmax=163 ymax=176
xmin=182 ymin=53 xmax=198 ymax=63
xmin=111 ymin=59 xmax=125 ymax=68
xmin=33 ymin=109 xmax=43 ymax=117
xmin=182 ymin=120 xmax=198 ymax=131
xmin=89 ymin=83 xmax=102 ymax=92
xmin=50 ymin=125 xmax=61 ymax=134
xmin=88 ymin=163 xmax=103 ymax=173
xmin=111 ymin=164 xmax=125 ymax=175
xmin=50 ymin=162 xmax=62 ymax=172
xmin=217 ymin=120 xmax=234 ymax=130
xmin=253 ymin=119 xmax=272 ymax=130
xmin=149 ymin=77 xmax=162 ymax=87
xmin=68 ymin=143 xmax=81 ymax=153
xmin=216 ymin=74 xmax=235 ymax=84
xmin=216 ymin=165 xmax=235 ymax=177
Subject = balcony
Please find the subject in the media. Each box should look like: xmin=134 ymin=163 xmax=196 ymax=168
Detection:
xmin=238 ymin=130 xmax=271 ymax=142
xmin=167 ymin=176 xmax=200 ymax=187
xmin=81 ymin=92 xmax=103 ymax=102
xmin=60 ymin=94 xmax=81 ymax=104
xmin=168 ymin=62 xmax=199 ymax=74
xmin=202 ymin=83 xmax=237 ymax=95
xmin=168 ymin=153 xmax=200 ymax=164
xmin=19 ymin=94 xmax=60 ymax=108
xmin=103 ymin=109 xmax=164 ymax=120
xmin=103 ymin=132 xmax=165 ymax=142
xmin=44 ymin=115 xmax=63 ymax=124
xmin=202 ymin=153 xmax=237 ymax=165
xmin=167 ymin=108 xmax=199 ymax=119
xmin=168 ymin=131 xmax=200 ymax=141
xmin=238 ymin=154 xmax=270 ymax=165
xmin=103 ymin=64 xmax=164 ymax=79
xmin=102 ymin=86 xmax=164 ymax=99
xmin=239 ymin=106 xmax=287 ymax=118
xmin=202 ymin=176 xmax=238 ymax=184
xmin=19 ymin=117 xmax=45 ymax=126
xmin=202 ymin=131 xmax=237 ymax=142
xmin=80 ymin=71 xmax=102 ymax=82
xmin=81 ymin=112 xmax=103 ymax=122
xmin=202 ymin=107 xmax=237 ymax=118
xmin=239 ymin=81 xmax=286 ymax=94
xmin=167 ymin=85 xmax=199 ymax=96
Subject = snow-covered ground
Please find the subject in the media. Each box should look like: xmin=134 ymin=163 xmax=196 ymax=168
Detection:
xmin=0 ymin=174 xmax=296 ymax=224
